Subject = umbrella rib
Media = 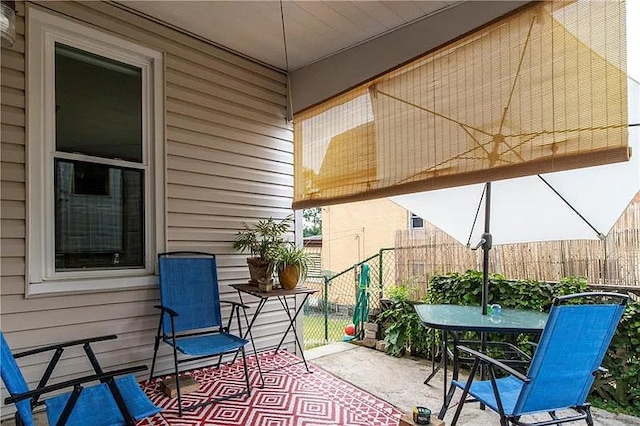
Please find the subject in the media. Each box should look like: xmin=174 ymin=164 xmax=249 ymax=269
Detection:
xmin=537 ymin=175 xmax=605 ymax=239
xmin=467 ymin=184 xmax=487 ymax=248
xmin=498 ymin=16 xmax=536 ymax=135
xmin=508 ymin=124 xmax=630 ymax=138
xmin=375 ymin=90 xmax=493 ymax=137
xmin=460 ymin=125 xmax=492 ymax=156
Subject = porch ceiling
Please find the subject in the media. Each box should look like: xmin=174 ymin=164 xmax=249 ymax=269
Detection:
xmin=119 ymin=1 xmax=460 ymax=71
xmin=117 ymin=1 xmax=529 ymax=112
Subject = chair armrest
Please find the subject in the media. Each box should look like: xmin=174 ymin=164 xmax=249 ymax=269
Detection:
xmin=220 ymin=300 xmax=250 ymax=310
xmin=13 ymin=335 xmax=118 ymax=359
xmin=4 ymin=365 xmax=147 ymax=404
xmin=456 ymin=345 xmax=531 ymax=383
xmin=154 ymin=304 xmax=179 ymax=317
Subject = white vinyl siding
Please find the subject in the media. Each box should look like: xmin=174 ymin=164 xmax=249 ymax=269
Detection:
xmin=0 ymin=1 xmax=294 ymax=418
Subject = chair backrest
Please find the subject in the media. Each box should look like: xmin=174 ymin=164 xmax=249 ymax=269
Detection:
xmin=0 ymin=332 xmax=35 ymax=426
xmin=157 ymin=252 xmax=223 ymax=334
xmin=514 ymin=292 xmax=627 ymax=415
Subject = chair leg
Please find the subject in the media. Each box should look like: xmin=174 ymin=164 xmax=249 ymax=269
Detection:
xmin=584 ymin=405 xmax=595 ymax=426
xmin=451 ymin=358 xmax=480 ymax=426
xmin=149 ymin=317 xmax=163 ymax=382
xmin=241 ymin=346 xmax=251 ymax=398
xmin=173 ymin=347 xmax=183 ymax=417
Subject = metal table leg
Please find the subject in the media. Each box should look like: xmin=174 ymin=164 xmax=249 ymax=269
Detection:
xmin=234 ymin=290 xmax=266 ymax=388
xmin=275 ymin=292 xmax=313 ymax=373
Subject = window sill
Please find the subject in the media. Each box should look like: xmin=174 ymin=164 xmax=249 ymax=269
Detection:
xmin=27 ymin=274 xmax=158 ymax=298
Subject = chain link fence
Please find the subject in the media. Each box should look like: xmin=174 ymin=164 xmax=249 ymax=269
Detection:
xmin=302 ymin=248 xmax=398 ymax=349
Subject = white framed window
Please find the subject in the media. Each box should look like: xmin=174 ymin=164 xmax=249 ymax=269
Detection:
xmin=27 ymin=7 xmax=165 ymax=295
xmin=409 ymin=212 xmax=424 ymax=229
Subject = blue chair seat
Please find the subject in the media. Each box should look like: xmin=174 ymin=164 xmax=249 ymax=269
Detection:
xmin=452 ymin=375 xmax=523 ymax=415
xmin=45 ymin=376 xmax=160 ymax=426
xmin=173 ymin=333 xmax=249 ymax=357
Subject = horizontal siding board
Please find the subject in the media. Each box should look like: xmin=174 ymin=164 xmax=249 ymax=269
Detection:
xmin=167 ymin=198 xmax=292 ymax=219
xmin=0 ymin=200 xmax=25 ymax=219
xmin=167 ymin=170 xmax=292 ymax=199
xmin=1 ymin=161 xmax=25 ymax=182
xmin=1 ymin=276 xmax=27 ymax=296
xmin=168 ymin=127 xmax=292 ymax=164
xmin=1 ymin=86 xmax=25 ymax=108
xmin=168 ymin=154 xmax=292 ymax=184
xmin=1 ymin=124 xmax=25 ymax=146
xmin=1 ymin=288 xmax=159 ymax=314
xmin=1 ymin=181 xmax=25 ymax=201
xmin=168 ymin=113 xmax=291 ymax=152
xmin=166 ymin=68 xmax=285 ymax=117
xmin=166 ymin=83 xmax=287 ymax=129
xmin=2 ymin=301 xmax=158 ymax=333
xmin=167 ymin=185 xmax=292 ymax=209
xmin=0 ymin=67 xmax=24 ymax=91
xmin=0 ymin=104 xmax=25 ymax=127
xmin=167 ymin=98 xmax=292 ymax=142
xmin=167 ymin=61 xmax=286 ymax=109
xmin=169 ymin=140 xmax=292 ymax=175
xmin=1 ymin=238 xmax=24 ymax=257
xmin=164 ymin=52 xmax=286 ymax=96
xmin=0 ymin=256 xmax=25 ymax=277
xmin=0 ymin=218 xmax=25 ymax=240
xmin=1 ymin=49 xmax=25 ymax=72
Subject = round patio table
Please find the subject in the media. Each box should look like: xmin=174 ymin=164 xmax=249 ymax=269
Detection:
xmin=413 ymin=304 xmax=549 ymax=419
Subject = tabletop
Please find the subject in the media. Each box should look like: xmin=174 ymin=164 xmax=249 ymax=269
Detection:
xmin=414 ymin=304 xmax=548 ymax=333
xmin=230 ymin=283 xmax=317 ymax=299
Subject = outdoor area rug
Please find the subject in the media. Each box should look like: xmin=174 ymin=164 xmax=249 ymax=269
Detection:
xmin=137 ymin=350 xmax=402 ymax=426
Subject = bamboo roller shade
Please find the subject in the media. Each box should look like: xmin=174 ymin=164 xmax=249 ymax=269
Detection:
xmin=293 ymin=1 xmax=629 ymax=209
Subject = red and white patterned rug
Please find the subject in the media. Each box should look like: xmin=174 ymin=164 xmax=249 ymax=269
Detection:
xmin=137 ymin=350 xmax=402 ymax=426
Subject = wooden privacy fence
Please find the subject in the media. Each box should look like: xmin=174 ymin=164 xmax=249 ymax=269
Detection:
xmin=395 ymin=201 xmax=640 ymax=288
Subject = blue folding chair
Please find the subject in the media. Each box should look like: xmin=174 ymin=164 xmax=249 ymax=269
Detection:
xmin=148 ymin=251 xmax=250 ymax=416
xmin=1 ymin=332 xmax=160 ymax=426
xmin=443 ymin=292 xmax=628 ymax=426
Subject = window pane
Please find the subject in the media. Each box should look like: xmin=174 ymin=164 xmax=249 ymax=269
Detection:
xmin=410 ymin=213 xmax=424 ymax=229
xmin=55 ymin=159 xmax=144 ymax=270
xmin=55 ymin=43 xmax=143 ymax=163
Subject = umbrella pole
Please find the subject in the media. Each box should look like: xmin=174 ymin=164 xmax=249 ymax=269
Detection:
xmin=482 ymin=182 xmax=492 ymax=315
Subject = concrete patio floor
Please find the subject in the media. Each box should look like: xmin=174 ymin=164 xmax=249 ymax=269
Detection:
xmin=307 ymin=342 xmax=640 ymax=426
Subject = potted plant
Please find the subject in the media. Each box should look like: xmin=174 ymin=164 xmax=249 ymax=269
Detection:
xmin=233 ymin=216 xmax=290 ymax=284
xmin=272 ymin=243 xmax=314 ymax=290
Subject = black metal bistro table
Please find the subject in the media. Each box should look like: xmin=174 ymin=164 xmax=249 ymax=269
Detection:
xmin=230 ymin=283 xmax=317 ymax=387
xmin=414 ymin=304 xmax=548 ymax=419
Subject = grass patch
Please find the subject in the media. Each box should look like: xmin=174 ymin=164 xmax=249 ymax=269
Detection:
xmin=303 ymin=314 xmax=351 ymax=349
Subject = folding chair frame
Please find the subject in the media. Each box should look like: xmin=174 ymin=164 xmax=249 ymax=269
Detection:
xmin=3 ymin=334 xmax=148 ymax=426
xmin=148 ymin=251 xmax=251 ymax=417
xmin=442 ymin=292 xmax=628 ymax=426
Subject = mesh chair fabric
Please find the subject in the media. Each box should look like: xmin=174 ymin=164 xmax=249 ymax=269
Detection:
xmin=158 ymin=255 xmax=222 ymax=334
xmin=45 ymin=375 xmax=160 ymax=426
xmin=515 ymin=304 xmax=625 ymax=414
xmin=452 ymin=375 xmax=523 ymax=415
xmin=173 ymin=333 xmax=249 ymax=357
xmin=0 ymin=332 xmax=35 ymax=426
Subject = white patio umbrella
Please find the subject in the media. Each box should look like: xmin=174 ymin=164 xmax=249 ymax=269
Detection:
xmin=390 ymin=82 xmax=640 ymax=314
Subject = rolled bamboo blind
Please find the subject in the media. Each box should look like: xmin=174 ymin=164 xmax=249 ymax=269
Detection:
xmin=293 ymin=1 xmax=628 ymax=209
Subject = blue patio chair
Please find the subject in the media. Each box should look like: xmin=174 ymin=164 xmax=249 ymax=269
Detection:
xmin=148 ymin=251 xmax=250 ymax=416
xmin=0 ymin=332 xmax=160 ymax=426
xmin=443 ymin=292 xmax=628 ymax=426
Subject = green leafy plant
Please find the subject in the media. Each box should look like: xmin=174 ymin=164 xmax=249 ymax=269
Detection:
xmin=233 ymin=216 xmax=291 ymax=263
xmin=272 ymin=243 xmax=314 ymax=278
xmin=376 ymin=278 xmax=430 ymax=357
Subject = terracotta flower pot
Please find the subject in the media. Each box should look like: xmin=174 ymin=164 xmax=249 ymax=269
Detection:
xmin=278 ymin=265 xmax=300 ymax=290
xmin=246 ymin=257 xmax=272 ymax=285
